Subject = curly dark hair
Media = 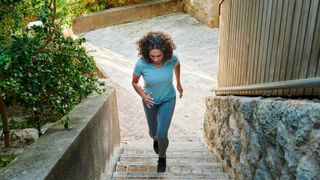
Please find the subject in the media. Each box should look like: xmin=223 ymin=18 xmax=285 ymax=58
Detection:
xmin=136 ymin=31 xmax=176 ymax=63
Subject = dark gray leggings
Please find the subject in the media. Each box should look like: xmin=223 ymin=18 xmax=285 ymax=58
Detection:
xmin=142 ymin=97 xmax=176 ymax=158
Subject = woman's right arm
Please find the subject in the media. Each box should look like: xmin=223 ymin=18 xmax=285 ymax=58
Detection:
xmin=132 ymin=74 xmax=154 ymax=107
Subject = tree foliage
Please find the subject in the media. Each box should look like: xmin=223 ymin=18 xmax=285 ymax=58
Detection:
xmin=90 ymin=0 xmax=146 ymax=10
xmin=0 ymin=0 xmax=99 ymax=131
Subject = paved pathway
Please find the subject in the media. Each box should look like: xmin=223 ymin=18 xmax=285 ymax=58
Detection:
xmin=80 ymin=12 xmax=219 ymax=145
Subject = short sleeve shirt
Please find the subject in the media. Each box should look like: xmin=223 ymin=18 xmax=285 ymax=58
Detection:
xmin=133 ymin=55 xmax=179 ymax=104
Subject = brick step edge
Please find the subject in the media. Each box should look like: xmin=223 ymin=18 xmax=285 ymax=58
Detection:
xmin=123 ymin=146 xmax=206 ymax=149
xmin=120 ymin=152 xmax=212 ymax=157
xmin=119 ymin=155 xmax=218 ymax=163
xmin=123 ymin=143 xmax=206 ymax=148
xmin=120 ymin=154 xmax=217 ymax=159
xmin=122 ymin=147 xmax=210 ymax=152
xmin=116 ymin=161 xmax=223 ymax=167
xmin=119 ymin=159 xmax=219 ymax=164
xmin=112 ymin=172 xmax=230 ymax=179
xmin=127 ymin=136 xmax=203 ymax=142
xmin=121 ymin=152 xmax=211 ymax=156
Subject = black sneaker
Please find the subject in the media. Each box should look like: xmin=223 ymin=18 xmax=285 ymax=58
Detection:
xmin=157 ymin=157 xmax=166 ymax=172
xmin=153 ymin=140 xmax=159 ymax=154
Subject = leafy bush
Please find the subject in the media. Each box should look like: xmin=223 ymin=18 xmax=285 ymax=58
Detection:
xmin=1 ymin=0 xmax=99 ymax=127
xmin=56 ymin=0 xmax=90 ymax=25
xmin=0 ymin=0 xmax=100 ymax=169
xmin=2 ymin=30 xmax=98 ymax=119
xmin=0 ymin=154 xmax=16 ymax=169
xmin=77 ymin=0 xmax=141 ymax=13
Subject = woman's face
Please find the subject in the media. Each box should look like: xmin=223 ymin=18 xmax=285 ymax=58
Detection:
xmin=149 ymin=49 xmax=164 ymax=64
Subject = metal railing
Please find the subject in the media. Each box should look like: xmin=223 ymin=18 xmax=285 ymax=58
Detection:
xmin=214 ymin=77 xmax=320 ymax=91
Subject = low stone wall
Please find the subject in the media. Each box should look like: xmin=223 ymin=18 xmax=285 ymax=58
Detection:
xmin=0 ymin=88 xmax=121 ymax=180
xmin=204 ymin=96 xmax=320 ymax=179
xmin=182 ymin=0 xmax=219 ymax=28
xmin=72 ymin=0 xmax=182 ymax=34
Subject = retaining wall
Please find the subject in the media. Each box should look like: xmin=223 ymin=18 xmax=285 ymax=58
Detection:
xmin=204 ymin=96 xmax=320 ymax=179
xmin=0 ymin=88 xmax=121 ymax=180
xmin=72 ymin=0 xmax=183 ymax=34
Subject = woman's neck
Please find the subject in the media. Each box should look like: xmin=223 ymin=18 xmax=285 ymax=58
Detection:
xmin=153 ymin=61 xmax=163 ymax=67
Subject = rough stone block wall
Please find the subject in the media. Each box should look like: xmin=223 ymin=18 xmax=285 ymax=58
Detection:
xmin=182 ymin=0 xmax=219 ymax=28
xmin=204 ymin=96 xmax=320 ymax=179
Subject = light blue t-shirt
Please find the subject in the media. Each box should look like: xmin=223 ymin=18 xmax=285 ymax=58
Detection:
xmin=133 ymin=55 xmax=179 ymax=104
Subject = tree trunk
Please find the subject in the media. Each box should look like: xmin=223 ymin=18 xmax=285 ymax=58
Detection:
xmin=0 ymin=96 xmax=10 ymax=147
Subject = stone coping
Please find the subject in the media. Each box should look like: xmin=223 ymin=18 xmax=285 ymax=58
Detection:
xmin=72 ymin=0 xmax=182 ymax=34
xmin=0 ymin=87 xmax=121 ymax=180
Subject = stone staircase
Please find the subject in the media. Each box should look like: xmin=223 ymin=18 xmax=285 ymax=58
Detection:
xmin=112 ymin=136 xmax=232 ymax=179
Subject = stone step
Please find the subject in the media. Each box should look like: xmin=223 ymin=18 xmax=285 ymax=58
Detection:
xmin=119 ymin=154 xmax=218 ymax=164
xmin=115 ymin=161 xmax=224 ymax=174
xmin=126 ymin=137 xmax=204 ymax=146
xmin=128 ymin=141 xmax=205 ymax=145
xmin=122 ymin=148 xmax=210 ymax=156
xmin=112 ymin=136 xmax=231 ymax=179
xmin=131 ymin=136 xmax=203 ymax=142
xmin=112 ymin=172 xmax=231 ymax=179
xmin=124 ymin=144 xmax=207 ymax=149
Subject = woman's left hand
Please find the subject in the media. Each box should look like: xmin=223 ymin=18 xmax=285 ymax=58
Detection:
xmin=177 ymin=83 xmax=183 ymax=98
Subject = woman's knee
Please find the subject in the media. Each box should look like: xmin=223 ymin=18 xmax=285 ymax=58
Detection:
xmin=149 ymin=131 xmax=156 ymax=139
xmin=157 ymin=133 xmax=168 ymax=141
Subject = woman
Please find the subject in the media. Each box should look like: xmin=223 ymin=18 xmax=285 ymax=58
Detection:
xmin=132 ymin=31 xmax=183 ymax=172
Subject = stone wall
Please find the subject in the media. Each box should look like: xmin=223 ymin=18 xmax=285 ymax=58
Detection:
xmin=182 ymin=0 xmax=219 ymax=28
xmin=0 ymin=88 xmax=121 ymax=180
xmin=204 ymin=96 xmax=320 ymax=179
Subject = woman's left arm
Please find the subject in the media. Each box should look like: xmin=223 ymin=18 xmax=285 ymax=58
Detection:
xmin=174 ymin=63 xmax=183 ymax=98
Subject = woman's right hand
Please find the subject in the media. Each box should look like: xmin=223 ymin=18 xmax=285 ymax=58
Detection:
xmin=143 ymin=92 xmax=154 ymax=108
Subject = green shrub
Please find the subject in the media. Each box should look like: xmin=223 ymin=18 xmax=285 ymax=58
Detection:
xmin=0 ymin=154 xmax=16 ymax=169
xmin=0 ymin=0 xmax=99 ymax=126
xmin=78 ymin=0 xmax=134 ymax=13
